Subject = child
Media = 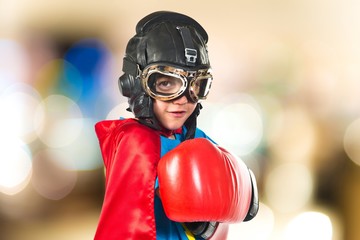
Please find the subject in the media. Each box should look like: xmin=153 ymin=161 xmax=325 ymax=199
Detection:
xmin=94 ymin=11 xmax=258 ymax=240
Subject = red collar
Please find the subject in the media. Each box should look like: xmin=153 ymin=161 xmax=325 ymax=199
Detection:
xmin=159 ymin=127 xmax=182 ymax=137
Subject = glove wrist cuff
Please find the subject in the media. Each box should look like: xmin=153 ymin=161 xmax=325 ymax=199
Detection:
xmin=184 ymin=221 xmax=219 ymax=239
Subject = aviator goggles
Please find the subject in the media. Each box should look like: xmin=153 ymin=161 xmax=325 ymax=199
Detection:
xmin=141 ymin=65 xmax=213 ymax=103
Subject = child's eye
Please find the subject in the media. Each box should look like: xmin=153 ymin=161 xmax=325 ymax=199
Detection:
xmin=158 ymin=80 xmax=172 ymax=88
xmin=155 ymin=76 xmax=183 ymax=93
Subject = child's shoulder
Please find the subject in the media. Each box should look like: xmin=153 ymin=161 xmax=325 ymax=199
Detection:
xmin=194 ymin=127 xmax=207 ymax=138
xmin=95 ymin=118 xmax=158 ymax=140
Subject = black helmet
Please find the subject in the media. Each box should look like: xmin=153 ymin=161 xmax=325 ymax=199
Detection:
xmin=119 ymin=11 xmax=211 ymax=139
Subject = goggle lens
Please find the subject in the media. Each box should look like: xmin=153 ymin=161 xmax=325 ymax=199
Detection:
xmin=148 ymin=73 xmax=186 ymax=97
xmin=191 ymin=76 xmax=212 ymax=100
xmin=142 ymin=65 xmax=212 ymax=102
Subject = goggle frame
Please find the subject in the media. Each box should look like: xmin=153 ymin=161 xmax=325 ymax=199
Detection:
xmin=141 ymin=64 xmax=213 ymax=103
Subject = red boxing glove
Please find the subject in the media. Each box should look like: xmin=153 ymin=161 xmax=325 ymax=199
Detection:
xmin=210 ymin=223 xmax=229 ymax=240
xmin=157 ymin=138 xmax=253 ymax=223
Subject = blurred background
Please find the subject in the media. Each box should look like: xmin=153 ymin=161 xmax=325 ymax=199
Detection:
xmin=1 ymin=0 xmax=360 ymax=239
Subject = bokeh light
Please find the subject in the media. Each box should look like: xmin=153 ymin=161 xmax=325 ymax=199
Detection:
xmin=106 ymin=101 xmax=135 ymax=120
xmin=200 ymin=93 xmax=263 ymax=156
xmin=283 ymin=211 xmax=333 ymax=240
xmin=267 ymin=105 xmax=317 ymax=165
xmin=0 ymin=82 xmax=42 ymax=143
xmin=32 ymin=149 xmax=77 ymax=200
xmin=34 ymin=94 xmax=83 ymax=148
xmin=213 ymin=102 xmax=262 ymax=155
xmin=54 ymin=60 xmax=83 ymax=102
xmin=343 ymin=118 xmax=360 ymax=166
xmin=33 ymin=59 xmax=64 ymax=97
xmin=228 ymin=202 xmax=275 ymax=240
xmin=0 ymin=138 xmax=32 ymax=195
xmin=64 ymin=38 xmax=114 ymax=118
xmin=50 ymin=118 xmax=103 ymax=171
xmin=265 ymin=162 xmax=313 ymax=213
xmin=0 ymin=39 xmax=29 ymax=90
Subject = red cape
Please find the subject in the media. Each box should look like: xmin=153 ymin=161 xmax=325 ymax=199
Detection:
xmin=94 ymin=119 xmax=160 ymax=240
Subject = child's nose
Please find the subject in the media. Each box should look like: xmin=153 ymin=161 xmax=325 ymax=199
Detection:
xmin=172 ymin=95 xmax=188 ymax=105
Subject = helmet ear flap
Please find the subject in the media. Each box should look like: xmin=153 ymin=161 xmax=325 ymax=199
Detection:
xmin=118 ymin=73 xmax=135 ymax=98
xmin=120 ymin=56 xmax=142 ymax=97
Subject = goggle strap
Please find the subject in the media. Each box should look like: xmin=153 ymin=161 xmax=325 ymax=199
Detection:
xmin=177 ymin=26 xmax=197 ymax=67
xmin=122 ymin=57 xmax=140 ymax=77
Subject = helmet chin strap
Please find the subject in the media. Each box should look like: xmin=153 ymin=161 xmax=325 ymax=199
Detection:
xmin=184 ymin=103 xmax=202 ymax=140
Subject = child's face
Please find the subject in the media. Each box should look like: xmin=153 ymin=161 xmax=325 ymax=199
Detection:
xmin=153 ymin=95 xmax=197 ymax=131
